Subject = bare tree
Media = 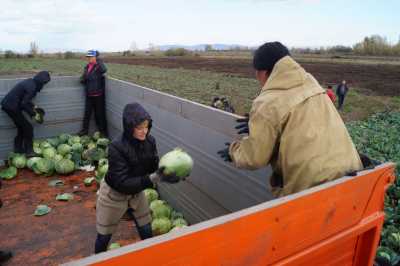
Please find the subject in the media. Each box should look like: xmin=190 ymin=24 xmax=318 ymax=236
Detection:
xmin=29 ymin=41 xmax=39 ymax=57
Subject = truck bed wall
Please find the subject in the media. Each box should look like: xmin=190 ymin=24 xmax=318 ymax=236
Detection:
xmin=0 ymin=76 xmax=273 ymax=224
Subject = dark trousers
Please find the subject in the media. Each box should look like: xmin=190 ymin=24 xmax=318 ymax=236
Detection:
xmin=95 ymin=222 xmax=152 ymax=254
xmin=338 ymin=94 xmax=346 ymax=110
xmin=2 ymin=108 xmax=33 ymax=153
xmin=82 ymin=95 xmax=108 ymax=136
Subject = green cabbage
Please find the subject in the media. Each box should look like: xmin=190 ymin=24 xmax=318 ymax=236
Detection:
xmin=172 ymin=218 xmax=188 ymax=227
xmin=58 ymin=133 xmax=71 ymax=144
xmin=151 ymin=204 xmax=172 ymax=219
xmin=55 ymin=159 xmax=75 ymax=174
xmin=159 ymin=148 xmax=193 ymax=178
xmin=40 ymin=141 xmax=52 ymax=150
xmin=95 ymin=163 xmax=108 ymax=183
xmin=93 ymin=131 xmax=101 ymax=140
xmin=32 ymin=158 xmax=54 ymax=176
xmin=47 ymin=138 xmax=59 ymax=147
xmin=57 ymin=144 xmax=72 ymax=156
xmin=71 ymin=143 xmax=83 ymax=153
xmin=27 ymin=157 xmax=42 ymax=169
xmin=144 ymin=188 xmax=159 ymax=203
xmin=97 ymin=138 xmax=110 ymax=147
xmin=68 ymin=136 xmax=81 ymax=146
xmin=151 ymin=218 xmax=172 ymax=235
xmin=12 ymin=154 xmax=27 ymax=169
xmin=0 ymin=166 xmax=17 ymax=180
xmin=42 ymin=147 xmax=57 ymax=159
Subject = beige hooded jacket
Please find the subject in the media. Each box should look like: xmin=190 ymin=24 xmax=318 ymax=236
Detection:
xmin=229 ymin=56 xmax=362 ymax=197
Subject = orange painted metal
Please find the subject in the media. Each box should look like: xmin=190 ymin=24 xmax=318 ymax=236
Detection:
xmin=85 ymin=164 xmax=395 ymax=266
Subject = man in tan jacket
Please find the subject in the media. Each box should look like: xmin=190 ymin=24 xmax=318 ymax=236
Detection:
xmin=218 ymin=42 xmax=362 ymax=197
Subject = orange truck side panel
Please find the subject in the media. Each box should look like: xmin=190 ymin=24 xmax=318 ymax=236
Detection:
xmin=70 ymin=164 xmax=395 ymax=266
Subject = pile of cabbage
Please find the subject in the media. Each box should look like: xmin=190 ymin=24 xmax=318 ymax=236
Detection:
xmin=0 ymin=131 xmax=109 ymax=181
xmin=144 ymin=188 xmax=189 ymax=236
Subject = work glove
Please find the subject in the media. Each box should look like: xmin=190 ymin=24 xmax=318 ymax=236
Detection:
xmin=217 ymin=142 xmax=232 ymax=162
xmin=235 ymin=113 xmax=249 ymax=135
xmin=149 ymin=167 xmax=181 ymax=184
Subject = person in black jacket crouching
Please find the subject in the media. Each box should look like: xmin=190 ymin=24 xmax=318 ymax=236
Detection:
xmin=1 ymin=71 xmax=50 ymax=156
xmin=95 ymin=102 xmax=180 ymax=254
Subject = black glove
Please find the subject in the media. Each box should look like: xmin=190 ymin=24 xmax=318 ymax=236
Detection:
xmin=235 ymin=113 xmax=249 ymax=135
xmin=217 ymin=142 xmax=232 ymax=162
xmin=156 ymin=167 xmax=181 ymax=184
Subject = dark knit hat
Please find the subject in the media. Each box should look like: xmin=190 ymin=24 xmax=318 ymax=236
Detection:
xmin=253 ymin=42 xmax=290 ymax=72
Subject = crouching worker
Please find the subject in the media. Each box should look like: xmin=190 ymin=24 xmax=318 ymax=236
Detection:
xmin=95 ymin=102 xmax=180 ymax=254
xmin=1 ymin=71 xmax=50 ymax=156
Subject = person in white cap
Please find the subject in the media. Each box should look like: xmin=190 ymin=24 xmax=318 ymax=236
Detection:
xmin=78 ymin=50 xmax=108 ymax=137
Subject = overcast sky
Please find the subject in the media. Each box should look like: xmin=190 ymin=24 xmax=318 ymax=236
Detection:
xmin=0 ymin=0 xmax=399 ymax=52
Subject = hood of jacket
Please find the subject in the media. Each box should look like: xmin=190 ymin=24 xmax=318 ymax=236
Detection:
xmin=32 ymin=71 xmax=51 ymax=91
xmin=122 ymin=103 xmax=152 ymax=143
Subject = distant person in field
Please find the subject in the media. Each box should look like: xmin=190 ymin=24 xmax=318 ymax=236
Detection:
xmin=78 ymin=50 xmax=108 ymax=137
xmin=326 ymin=85 xmax=336 ymax=103
xmin=1 ymin=71 xmax=50 ymax=156
xmin=211 ymin=96 xmax=235 ymax=113
xmin=336 ymin=80 xmax=349 ymax=110
xmin=217 ymin=42 xmax=362 ymax=197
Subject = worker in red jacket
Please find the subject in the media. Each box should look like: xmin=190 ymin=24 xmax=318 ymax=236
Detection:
xmin=326 ymin=85 xmax=336 ymax=103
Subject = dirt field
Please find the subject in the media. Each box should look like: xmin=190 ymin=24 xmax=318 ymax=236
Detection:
xmin=104 ymin=56 xmax=400 ymax=96
xmin=0 ymin=170 xmax=140 ymax=266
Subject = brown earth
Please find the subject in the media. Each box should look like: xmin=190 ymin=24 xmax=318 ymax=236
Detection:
xmin=0 ymin=170 xmax=140 ymax=266
xmin=104 ymin=56 xmax=400 ymax=96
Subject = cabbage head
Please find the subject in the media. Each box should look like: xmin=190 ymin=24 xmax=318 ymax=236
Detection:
xmin=27 ymin=157 xmax=42 ymax=169
xmin=87 ymin=142 xmax=96 ymax=150
xmin=54 ymin=154 xmax=64 ymax=162
xmin=171 ymin=210 xmax=184 ymax=220
xmin=95 ymin=163 xmax=108 ymax=183
xmin=71 ymin=143 xmax=83 ymax=153
xmin=151 ymin=204 xmax=172 ymax=219
xmin=32 ymin=158 xmax=54 ymax=176
xmin=0 ymin=166 xmax=17 ymax=180
xmin=42 ymin=147 xmax=57 ymax=159
xmin=149 ymin=200 xmax=166 ymax=210
xmin=47 ymin=138 xmax=59 ymax=147
xmin=55 ymin=159 xmax=75 ymax=174
xmin=80 ymin=135 xmax=91 ymax=146
xmin=159 ymin=148 xmax=193 ymax=178
xmin=40 ymin=141 xmax=52 ymax=150
xmin=98 ymin=158 xmax=108 ymax=167
xmin=83 ymin=148 xmax=106 ymax=161
xmin=12 ymin=154 xmax=27 ymax=169
xmin=57 ymin=144 xmax=72 ymax=156
xmin=97 ymin=138 xmax=110 ymax=147
xmin=172 ymin=218 xmax=188 ymax=227
xmin=93 ymin=131 xmax=101 ymax=140
xmin=58 ymin=133 xmax=71 ymax=144
xmin=144 ymin=188 xmax=159 ymax=203
xmin=151 ymin=218 xmax=172 ymax=235
xmin=68 ymin=136 xmax=81 ymax=146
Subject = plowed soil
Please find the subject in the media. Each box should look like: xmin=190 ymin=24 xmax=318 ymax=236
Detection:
xmin=0 ymin=170 xmax=140 ymax=266
xmin=104 ymin=56 xmax=400 ymax=96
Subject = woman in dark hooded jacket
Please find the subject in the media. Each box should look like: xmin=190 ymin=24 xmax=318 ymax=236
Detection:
xmin=95 ymin=102 xmax=180 ymax=254
xmin=1 ymin=71 xmax=50 ymax=155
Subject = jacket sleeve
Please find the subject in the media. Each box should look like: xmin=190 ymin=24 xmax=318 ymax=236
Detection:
xmin=107 ymin=143 xmax=153 ymax=195
xmin=96 ymin=59 xmax=107 ymax=74
xmin=21 ymin=88 xmax=37 ymax=116
xmin=229 ymin=110 xmax=279 ymax=170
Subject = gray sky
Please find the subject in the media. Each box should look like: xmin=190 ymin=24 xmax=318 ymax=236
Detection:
xmin=1 ymin=0 xmax=399 ymax=52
